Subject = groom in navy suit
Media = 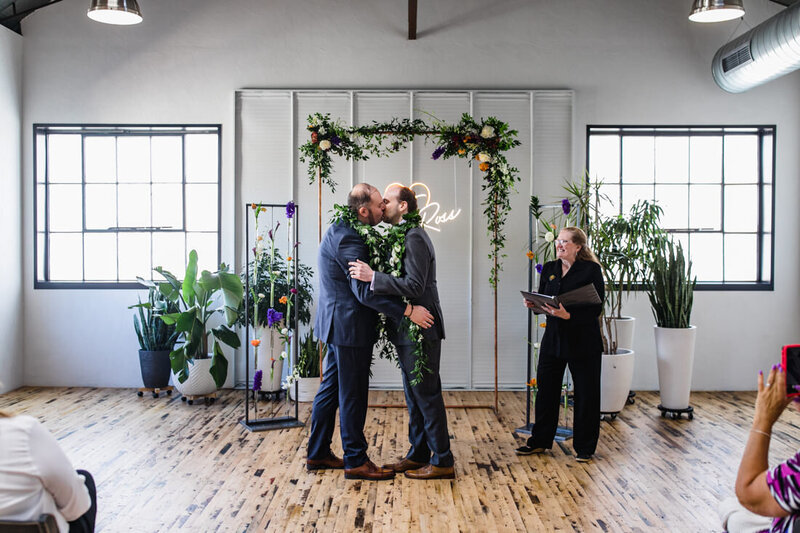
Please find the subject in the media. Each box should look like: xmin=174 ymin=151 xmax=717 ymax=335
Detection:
xmin=306 ymin=183 xmax=434 ymax=481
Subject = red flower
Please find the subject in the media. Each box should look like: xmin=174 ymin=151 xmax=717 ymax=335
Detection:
xmin=311 ymin=132 xmax=319 ymax=144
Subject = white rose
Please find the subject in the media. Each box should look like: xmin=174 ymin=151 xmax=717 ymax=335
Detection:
xmin=480 ymin=125 xmax=495 ymax=139
xmin=280 ymin=351 xmax=287 ymax=360
xmin=545 ymin=232 xmax=555 ymax=242
xmin=533 ymin=342 xmax=540 ymax=349
xmin=478 ymin=152 xmax=492 ymax=163
xmin=257 ymin=293 xmax=265 ymax=299
xmin=393 ymin=244 xmax=401 ymax=253
xmin=319 ymin=139 xmax=331 ymax=151
xmin=281 ymin=328 xmax=288 ymax=335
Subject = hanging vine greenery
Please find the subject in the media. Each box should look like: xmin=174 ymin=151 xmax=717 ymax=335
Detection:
xmin=299 ymin=112 xmax=522 ymax=288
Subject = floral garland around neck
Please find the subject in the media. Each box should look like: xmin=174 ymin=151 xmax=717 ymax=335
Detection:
xmin=331 ymin=205 xmax=430 ymax=385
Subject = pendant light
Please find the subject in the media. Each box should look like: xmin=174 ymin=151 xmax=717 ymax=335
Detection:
xmin=689 ymin=0 xmax=744 ymax=23
xmin=87 ymin=0 xmax=142 ymax=25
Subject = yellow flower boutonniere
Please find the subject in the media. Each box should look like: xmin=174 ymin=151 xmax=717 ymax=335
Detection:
xmin=549 ymin=274 xmax=555 ymax=281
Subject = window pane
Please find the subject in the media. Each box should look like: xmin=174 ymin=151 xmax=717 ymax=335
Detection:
xmin=763 ymin=184 xmax=772 ymax=233
xmin=621 ymin=184 xmax=653 ymax=214
xmin=596 ymin=183 xmax=620 ymax=219
xmin=85 ymin=184 xmax=117 ymax=230
xmin=762 ymin=233 xmax=772 ymax=283
xmin=654 ymin=184 xmax=688 ymax=230
xmin=84 ymin=233 xmax=117 ymax=281
xmin=724 ymin=234 xmax=756 ymax=281
xmin=762 ymin=134 xmax=773 ymax=184
xmin=621 ymin=136 xmax=654 ymax=183
xmin=185 ymin=134 xmax=218 ymax=182
xmin=724 ymin=135 xmax=758 ymax=184
xmin=119 ymin=233 xmax=151 ymax=281
xmin=689 ymin=184 xmax=721 ymax=231
xmin=185 ymin=184 xmax=218 ymax=231
xmin=37 ymin=185 xmax=46 ymax=230
xmin=690 ymin=136 xmax=722 ymax=184
xmin=36 ymin=134 xmax=46 ymax=184
xmin=37 ymin=232 xmax=45 ymax=280
xmin=588 ymin=135 xmax=619 ymax=183
xmin=49 ymin=233 xmax=83 ymax=281
xmin=118 ymin=184 xmax=151 ymax=228
xmin=655 ymin=137 xmax=688 ymax=183
xmin=49 ymin=184 xmax=82 ymax=231
xmin=153 ymin=232 xmax=185 ymax=278
xmin=84 ymin=137 xmax=116 ymax=183
xmin=152 ymin=184 xmax=183 ymax=229
xmin=117 ymin=137 xmax=150 ymax=183
xmin=186 ymin=233 xmax=218 ymax=274
xmin=724 ymin=185 xmax=758 ymax=232
xmin=690 ymin=233 xmax=722 ymax=282
xmin=48 ymin=135 xmax=81 ymax=183
xmin=152 ymin=136 xmax=182 ymax=183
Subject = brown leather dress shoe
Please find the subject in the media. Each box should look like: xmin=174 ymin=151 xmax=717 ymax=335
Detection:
xmin=382 ymin=458 xmax=427 ymax=472
xmin=404 ymin=464 xmax=455 ymax=480
xmin=306 ymin=453 xmax=345 ymax=471
xmin=344 ymin=460 xmax=395 ymax=480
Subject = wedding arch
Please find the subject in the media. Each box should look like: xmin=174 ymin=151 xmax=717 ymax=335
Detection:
xmin=300 ymin=112 xmax=521 ymax=411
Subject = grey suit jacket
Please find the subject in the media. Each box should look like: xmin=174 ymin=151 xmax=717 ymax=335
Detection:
xmin=372 ymin=226 xmax=445 ymax=344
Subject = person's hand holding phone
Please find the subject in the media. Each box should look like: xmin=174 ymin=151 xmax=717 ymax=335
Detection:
xmin=754 ymin=364 xmax=793 ymax=432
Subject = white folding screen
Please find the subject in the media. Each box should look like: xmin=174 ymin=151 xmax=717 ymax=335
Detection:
xmin=235 ymin=89 xmax=573 ymax=389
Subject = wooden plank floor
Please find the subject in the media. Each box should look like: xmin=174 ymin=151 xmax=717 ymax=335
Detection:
xmin=2 ymin=387 xmax=799 ymax=532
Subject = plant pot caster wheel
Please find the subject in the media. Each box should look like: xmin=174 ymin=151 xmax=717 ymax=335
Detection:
xmin=658 ymin=405 xmax=694 ymax=420
xmin=137 ymin=391 xmax=144 ymax=397
xmin=600 ymin=412 xmax=618 ymax=421
xmin=627 ymin=391 xmax=636 ymax=405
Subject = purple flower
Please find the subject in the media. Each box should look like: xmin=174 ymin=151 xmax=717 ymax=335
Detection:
xmin=253 ymin=369 xmax=263 ymax=392
xmin=331 ymin=135 xmax=341 ymax=146
xmin=535 ymin=263 xmax=543 ymax=274
xmin=267 ymin=308 xmax=284 ymax=328
xmin=432 ymin=146 xmax=446 ymax=160
xmin=561 ymin=198 xmax=571 ymax=215
xmin=285 ymin=201 xmax=296 ymax=219
xmin=290 ymin=288 xmax=298 ymax=294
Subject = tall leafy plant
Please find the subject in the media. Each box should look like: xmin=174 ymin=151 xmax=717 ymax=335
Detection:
xmin=143 ymin=250 xmax=244 ymax=388
xmin=645 ymin=240 xmax=696 ymax=328
xmin=129 ymin=286 xmax=180 ymax=351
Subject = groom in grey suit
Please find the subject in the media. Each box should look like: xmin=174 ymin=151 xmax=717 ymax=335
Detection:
xmin=349 ymin=184 xmax=454 ymax=480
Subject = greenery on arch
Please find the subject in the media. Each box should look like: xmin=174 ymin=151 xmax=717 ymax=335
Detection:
xmin=299 ymin=112 xmax=522 ymax=288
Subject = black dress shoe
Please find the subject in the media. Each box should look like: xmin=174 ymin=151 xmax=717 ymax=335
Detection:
xmin=576 ymin=453 xmax=593 ymax=463
xmin=515 ymin=445 xmax=546 ymax=456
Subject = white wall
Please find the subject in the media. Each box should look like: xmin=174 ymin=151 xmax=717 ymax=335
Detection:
xmin=0 ymin=25 xmax=22 ymax=393
xmin=18 ymin=0 xmax=800 ymax=390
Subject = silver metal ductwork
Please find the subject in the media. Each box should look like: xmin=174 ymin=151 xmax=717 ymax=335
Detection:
xmin=712 ymin=2 xmax=800 ymax=93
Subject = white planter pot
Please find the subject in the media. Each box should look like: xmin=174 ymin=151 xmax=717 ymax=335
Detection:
xmin=600 ymin=348 xmax=635 ymax=413
xmin=172 ymin=357 xmax=217 ymax=397
xmin=654 ymin=326 xmax=697 ymax=410
xmin=609 ymin=316 xmax=635 ymax=351
xmin=289 ymin=376 xmax=321 ymax=402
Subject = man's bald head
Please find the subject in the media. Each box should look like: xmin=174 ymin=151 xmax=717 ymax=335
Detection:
xmin=347 ymin=183 xmax=384 ymax=226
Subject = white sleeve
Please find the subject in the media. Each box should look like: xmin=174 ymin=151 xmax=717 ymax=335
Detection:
xmin=27 ymin=419 xmax=91 ymax=521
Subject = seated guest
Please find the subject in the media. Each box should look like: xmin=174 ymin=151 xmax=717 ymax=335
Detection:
xmin=722 ymin=364 xmax=800 ymax=532
xmin=0 ymin=409 xmax=97 ymax=532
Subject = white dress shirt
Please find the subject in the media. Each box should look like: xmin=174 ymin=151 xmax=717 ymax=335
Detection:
xmin=0 ymin=415 xmax=91 ymax=532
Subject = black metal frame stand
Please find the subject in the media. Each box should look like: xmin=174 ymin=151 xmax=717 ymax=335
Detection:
xmin=240 ymin=202 xmax=304 ymax=432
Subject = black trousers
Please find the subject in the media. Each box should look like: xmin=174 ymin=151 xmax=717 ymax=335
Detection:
xmin=396 ymin=340 xmax=453 ymax=467
xmin=527 ymin=349 xmax=601 ymax=456
xmin=68 ymin=469 xmax=97 ymax=533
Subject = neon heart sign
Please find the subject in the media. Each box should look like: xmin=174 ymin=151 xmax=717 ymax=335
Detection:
xmin=385 ymin=182 xmax=462 ymax=233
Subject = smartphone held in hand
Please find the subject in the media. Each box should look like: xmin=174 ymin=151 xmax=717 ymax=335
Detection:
xmin=782 ymin=345 xmax=800 ymax=397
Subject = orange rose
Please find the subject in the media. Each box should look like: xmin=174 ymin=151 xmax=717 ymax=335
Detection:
xmin=279 ymin=296 xmax=288 ymax=304
xmin=479 ymin=162 xmax=490 ymax=172
xmin=287 ymin=256 xmax=293 ymax=261
xmin=251 ymin=339 xmax=261 ymax=347
xmin=527 ymin=378 xmax=537 ymax=388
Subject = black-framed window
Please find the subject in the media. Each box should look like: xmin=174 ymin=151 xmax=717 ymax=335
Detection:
xmin=34 ymin=125 xmax=222 ymax=289
xmin=587 ymin=125 xmax=775 ymax=290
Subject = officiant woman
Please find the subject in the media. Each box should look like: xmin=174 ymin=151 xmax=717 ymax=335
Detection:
xmin=516 ymin=227 xmax=604 ymax=463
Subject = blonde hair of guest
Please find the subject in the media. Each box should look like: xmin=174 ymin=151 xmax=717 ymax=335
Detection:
xmin=562 ymin=226 xmax=600 ymax=264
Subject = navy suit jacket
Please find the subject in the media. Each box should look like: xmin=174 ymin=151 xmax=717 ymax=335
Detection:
xmin=315 ymin=220 xmax=406 ymax=347
xmin=372 ymin=227 xmax=445 ymax=345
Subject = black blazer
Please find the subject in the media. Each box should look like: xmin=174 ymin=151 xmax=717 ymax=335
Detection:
xmin=314 ymin=220 xmax=406 ymax=347
xmin=537 ymin=259 xmax=605 ymax=361
xmin=372 ymin=227 xmax=445 ymax=345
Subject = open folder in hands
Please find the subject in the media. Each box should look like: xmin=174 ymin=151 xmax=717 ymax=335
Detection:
xmin=520 ymin=283 xmax=602 ymax=314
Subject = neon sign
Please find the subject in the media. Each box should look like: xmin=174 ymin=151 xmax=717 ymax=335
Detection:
xmin=385 ymin=182 xmax=462 ymax=233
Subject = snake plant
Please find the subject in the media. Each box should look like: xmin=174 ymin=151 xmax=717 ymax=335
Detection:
xmin=645 ymin=240 xmax=697 ymax=329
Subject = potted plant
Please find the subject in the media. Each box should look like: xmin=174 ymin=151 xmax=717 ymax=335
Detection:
xmin=129 ymin=286 xmax=180 ymax=394
xmin=590 ymin=197 xmax=664 ymax=414
xmin=142 ymin=249 xmax=244 ymax=398
xmin=288 ymin=328 xmax=325 ymax=402
xmin=645 ymin=239 xmax=697 ymax=413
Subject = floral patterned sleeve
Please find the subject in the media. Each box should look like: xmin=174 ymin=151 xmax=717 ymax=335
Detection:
xmin=766 ymin=451 xmax=800 ymax=532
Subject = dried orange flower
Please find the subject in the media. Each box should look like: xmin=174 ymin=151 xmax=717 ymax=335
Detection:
xmin=287 ymin=256 xmax=293 ymax=261
xmin=526 ymin=250 xmax=535 ymax=260
xmin=279 ymin=296 xmax=288 ymax=304
xmin=256 ymin=235 xmax=263 ymax=241
xmin=251 ymin=339 xmax=261 ymax=347
xmin=527 ymin=378 xmax=537 ymax=388
xmin=251 ymin=203 xmax=258 ymax=210
xmin=539 ymin=322 xmax=546 ymax=328
xmin=458 ymin=148 xmax=466 ymax=155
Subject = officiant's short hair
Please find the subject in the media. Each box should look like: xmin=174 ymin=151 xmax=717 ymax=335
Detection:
xmin=397 ymin=186 xmax=418 ymax=212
